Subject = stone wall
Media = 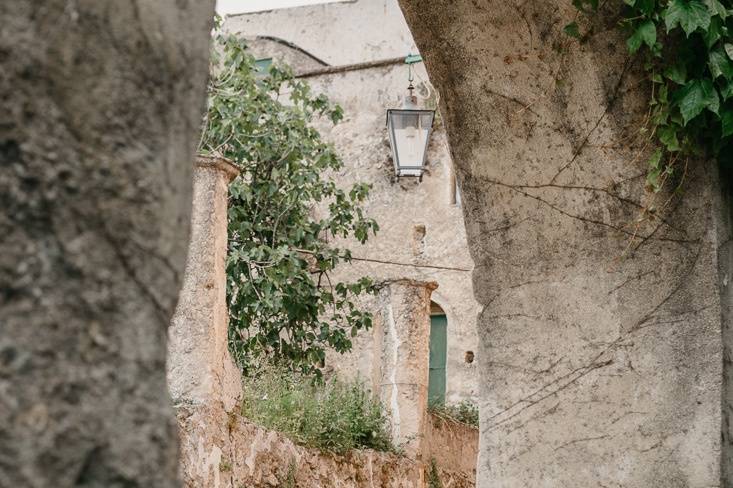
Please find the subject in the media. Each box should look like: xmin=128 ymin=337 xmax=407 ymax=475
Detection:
xmin=398 ymin=0 xmax=731 ymax=486
xmin=0 ymin=2 xmax=214 ymax=486
xmin=167 ymin=157 xmax=243 ymax=488
xmin=206 ymin=413 xmax=475 ymax=488
xmin=424 ymin=413 xmax=478 ymax=483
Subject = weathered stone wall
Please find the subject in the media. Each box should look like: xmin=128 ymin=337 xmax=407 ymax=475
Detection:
xmin=168 ymin=157 xmax=243 ymax=488
xmin=424 ymin=413 xmax=478 ymax=483
xmin=0 ymin=1 xmax=214 ymax=486
xmin=168 ymin=157 xmax=242 ymax=413
xmin=204 ymin=413 xmax=475 ymax=488
xmin=169 ymin=160 xmax=473 ymax=487
xmin=227 ymin=1 xmax=482 ymax=406
xmin=375 ymin=280 xmax=436 ymax=458
xmin=719 ymin=164 xmax=733 ymax=484
xmin=398 ymin=0 xmax=729 ymax=486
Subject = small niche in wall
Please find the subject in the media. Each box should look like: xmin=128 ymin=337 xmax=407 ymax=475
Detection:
xmin=464 ymin=351 xmax=474 ymax=364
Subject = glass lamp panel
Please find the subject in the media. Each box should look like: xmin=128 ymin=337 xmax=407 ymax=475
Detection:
xmin=388 ymin=110 xmax=434 ymax=176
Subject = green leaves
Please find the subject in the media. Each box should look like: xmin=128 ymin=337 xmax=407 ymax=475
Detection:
xmin=704 ymin=0 xmax=728 ymax=19
xmin=627 ymin=20 xmax=657 ymax=53
xmin=658 ymin=125 xmax=681 ymax=151
xmin=722 ymin=108 xmax=733 ymax=135
xmin=646 ymin=148 xmax=664 ymax=192
xmin=709 ymin=47 xmax=733 ymax=78
xmin=664 ymin=0 xmax=711 ymax=36
xmin=564 ymin=22 xmax=582 ymax=39
xmin=676 ymin=78 xmax=719 ymax=124
xmin=572 ymin=0 xmax=733 ymax=197
xmin=202 ymin=31 xmax=379 ymax=378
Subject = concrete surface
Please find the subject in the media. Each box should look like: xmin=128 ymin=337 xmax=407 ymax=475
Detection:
xmin=398 ymin=0 xmax=729 ymax=486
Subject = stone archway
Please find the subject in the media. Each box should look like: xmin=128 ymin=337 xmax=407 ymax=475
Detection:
xmin=398 ymin=1 xmax=731 ymax=486
xmin=4 ymin=1 xmax=733 ymax=486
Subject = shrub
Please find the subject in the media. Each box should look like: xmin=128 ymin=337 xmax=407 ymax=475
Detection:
xmin=200 ymin=25 xmax=378 ymax=378
xmin=241 ymin=366 xmax=394 ymax=454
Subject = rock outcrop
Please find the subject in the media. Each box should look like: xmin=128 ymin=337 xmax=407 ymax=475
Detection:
xmin=0 ymin=2 xmax=214 ymax=486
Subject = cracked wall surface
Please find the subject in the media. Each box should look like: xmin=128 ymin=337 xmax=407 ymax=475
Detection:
xmin=397 ymin=0 xmax=730 ymax=486
xmin=0 ymin=1 xmax=214 ymax=486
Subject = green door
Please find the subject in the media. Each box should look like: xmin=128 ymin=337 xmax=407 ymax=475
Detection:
xmin=428 ymin=314 xmax=447 ymax=406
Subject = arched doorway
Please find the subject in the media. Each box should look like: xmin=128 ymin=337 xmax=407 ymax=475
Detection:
xmin=429 ymin=301 xmax=447 ymax=406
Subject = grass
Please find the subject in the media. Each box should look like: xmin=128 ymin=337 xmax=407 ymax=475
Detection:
xmin=426 ymin=458 xmax=444 ymax=488
xmin=428 ymin=400 xmax=479 ymax=428
xmin=241 ymin=366 xmax=394 ymax=454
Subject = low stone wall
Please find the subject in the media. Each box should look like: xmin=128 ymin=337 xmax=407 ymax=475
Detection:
xmin=424 ymin=413 xmax=478 ymax=483
xmin=183 ymin=411 xmax=474 ymax=488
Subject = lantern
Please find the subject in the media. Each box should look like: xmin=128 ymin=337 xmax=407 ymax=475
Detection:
xmin=386 ymin=55 xmax=435 ymax=178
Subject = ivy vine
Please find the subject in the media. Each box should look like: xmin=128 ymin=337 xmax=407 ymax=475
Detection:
xmin=566 ymin=0 xmax=733 ymax=193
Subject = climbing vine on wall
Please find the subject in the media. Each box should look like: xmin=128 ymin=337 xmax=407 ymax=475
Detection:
xmin=567 ymin=0 xmax=733 ymax=193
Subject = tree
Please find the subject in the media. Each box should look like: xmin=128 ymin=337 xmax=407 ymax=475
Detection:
xmin=198 ymin=29 xmax=379 ymax=378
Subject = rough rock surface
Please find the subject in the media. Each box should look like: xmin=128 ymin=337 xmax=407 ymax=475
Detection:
xmin=0 ymin=1 xmax=214 ymax=486
xmin=181 ymin=411 xmax=473 ymax=488
xmin=399 ymin=0 xmax=730 ymax=486
xmin=424 ymin=413 xmax=478 ymax=481
xmin=169 ymin=157 xmax=244 ymax=487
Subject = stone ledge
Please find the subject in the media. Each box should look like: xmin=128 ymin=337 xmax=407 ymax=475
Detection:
xmin=378 ymin=278 xmax=439 ymax=291
xmin=196 ymin=154 xmax=240 ymax=182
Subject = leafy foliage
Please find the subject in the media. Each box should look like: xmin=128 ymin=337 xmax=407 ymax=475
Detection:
xmin=567 ymin=0 xmax=733 ymax=192
xmin=199 ymin=29 xmax=379 ymax=378
xmin=241 ymin=366 xmax=394 ymax=453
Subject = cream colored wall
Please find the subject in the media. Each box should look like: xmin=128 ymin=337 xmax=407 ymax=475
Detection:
xmin=226 ymin=0 xmax=481 ymax=404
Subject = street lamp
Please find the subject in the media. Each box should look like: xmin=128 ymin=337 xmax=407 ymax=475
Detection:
xmin=386 ymin=54 xmax=435 ymax=179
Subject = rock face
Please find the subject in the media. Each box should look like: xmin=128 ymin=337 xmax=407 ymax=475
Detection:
xmin=0 ymin=2 xmax=214 ymax=486
xmin=188 ymin=413 xmax=475 ymax=488
xmin=398 ymin=0 xmax=732 ymax=486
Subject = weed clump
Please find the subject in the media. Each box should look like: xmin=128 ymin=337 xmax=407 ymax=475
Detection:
xmin=241 ymin=367 xmax=394 ymax=454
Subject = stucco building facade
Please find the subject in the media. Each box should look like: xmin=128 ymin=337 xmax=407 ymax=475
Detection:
xmin=225 ymin=0 xmax=481 ymax=406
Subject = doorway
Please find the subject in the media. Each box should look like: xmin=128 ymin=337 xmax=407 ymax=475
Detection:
xmin=429 ymin=302 xmax=447 ymax=406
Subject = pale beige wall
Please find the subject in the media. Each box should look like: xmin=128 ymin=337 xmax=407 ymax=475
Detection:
xmin=226 ymin=1 xmax=481 ymax=405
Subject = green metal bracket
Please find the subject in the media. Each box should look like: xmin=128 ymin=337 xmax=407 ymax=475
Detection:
xmin=405 ymin=54 xmax=423 ymax=65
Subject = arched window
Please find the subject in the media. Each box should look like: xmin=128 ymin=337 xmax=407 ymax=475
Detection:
xmin=428 ymin=301 xmax=447 ymax=406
